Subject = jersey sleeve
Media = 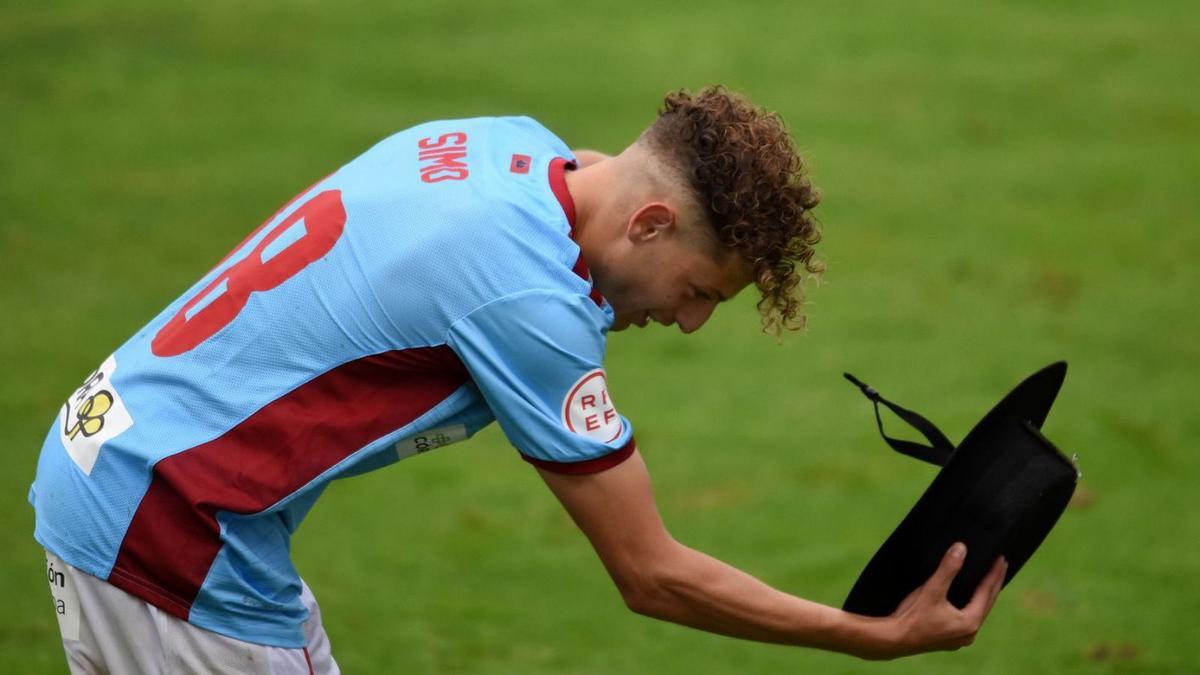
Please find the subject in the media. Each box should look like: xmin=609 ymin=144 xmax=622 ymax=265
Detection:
xmin=446 ymin=290 xmax=635 ymax=474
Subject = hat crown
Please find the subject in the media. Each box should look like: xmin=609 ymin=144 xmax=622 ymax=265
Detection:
xmin=961 ymin=361 xmax=1067 ymax=449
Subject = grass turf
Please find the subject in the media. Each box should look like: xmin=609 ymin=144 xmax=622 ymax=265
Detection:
xmin=2 ymin=0 xmax=1198 ymax=672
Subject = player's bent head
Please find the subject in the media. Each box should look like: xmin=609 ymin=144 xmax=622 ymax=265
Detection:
xmin=639 ymin=86 xmax=824 ymax=335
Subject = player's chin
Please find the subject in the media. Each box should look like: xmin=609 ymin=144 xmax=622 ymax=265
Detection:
xmin=611 ymin=312 xmax=644 ymax=332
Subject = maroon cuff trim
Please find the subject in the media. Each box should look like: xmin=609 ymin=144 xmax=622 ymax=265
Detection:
xmin=521 ymin=438 xmax=637 ymax=475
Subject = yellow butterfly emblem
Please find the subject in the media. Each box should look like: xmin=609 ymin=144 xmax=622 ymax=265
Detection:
xmin=66 ymin=391 xmax=114 ymax=440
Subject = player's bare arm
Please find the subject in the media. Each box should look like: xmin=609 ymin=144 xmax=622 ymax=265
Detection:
xmin=31 ymin=86 xmax=1008 ymax=672
xmin=538 ymin=451 xmax=1008 ymax=660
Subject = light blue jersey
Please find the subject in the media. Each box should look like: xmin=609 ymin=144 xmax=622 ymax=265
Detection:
xmin=30 ymin=117 xmax=636 ymax=647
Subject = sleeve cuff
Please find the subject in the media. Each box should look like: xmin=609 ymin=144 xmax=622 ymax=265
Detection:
xmin=520 ymin=438 xmax=637 ymax=475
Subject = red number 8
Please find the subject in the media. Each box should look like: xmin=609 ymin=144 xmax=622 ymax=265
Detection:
xmin=152 ymin=189 xmax=347 ymax=357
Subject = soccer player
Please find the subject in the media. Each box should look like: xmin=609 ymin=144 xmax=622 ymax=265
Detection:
xmin=31 ymin=86 xmax=1007 ymax=673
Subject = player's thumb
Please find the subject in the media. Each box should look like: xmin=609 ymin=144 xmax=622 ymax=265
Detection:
xmin=928 ymin=542 xmax=967 ymax=599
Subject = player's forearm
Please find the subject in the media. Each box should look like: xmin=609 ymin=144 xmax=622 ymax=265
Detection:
xmin=626 ymin=541 xmax=893 ymax=658
xmin=537 ymin=455 xmax=899 ymax=658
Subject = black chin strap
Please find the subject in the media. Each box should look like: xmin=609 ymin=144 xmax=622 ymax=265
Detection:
xmin=843 ymin=373 xmax=956 ymax=467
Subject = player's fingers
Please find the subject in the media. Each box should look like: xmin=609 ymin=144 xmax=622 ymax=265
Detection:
xmin=966 ymin=556 xmax=1008 ymax=619
xmin=982 ymin=557 xmax=1008 ymax=615
xmin=926 ymin=542 xmax=967 ymax=599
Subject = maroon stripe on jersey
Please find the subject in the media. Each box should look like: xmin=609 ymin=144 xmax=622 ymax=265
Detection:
xmin=108 ymin=346 xmax=468 ymax=619
xmin=549 ymin=157 xmax=606 ymax=308
xmin=520 ymin=438 xmax=637 ymax=475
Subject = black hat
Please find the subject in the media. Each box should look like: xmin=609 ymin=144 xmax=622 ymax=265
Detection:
xmin=841 ymin=362 xmax=1079 ymax=617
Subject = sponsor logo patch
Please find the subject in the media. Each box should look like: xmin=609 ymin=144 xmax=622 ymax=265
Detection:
xmin=561 ymin=369 xmax=622 ymax=443
xmin=46 ymin=551 xmax=80 ymax=642
xmin=59 ymin=354 xmax=133 ymax=475
xmin=396 ymin=424 xmax=468 ymax=460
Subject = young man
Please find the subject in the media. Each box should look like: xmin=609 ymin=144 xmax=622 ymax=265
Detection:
xmin=31 ymin=87 xmax=1006 ymax=673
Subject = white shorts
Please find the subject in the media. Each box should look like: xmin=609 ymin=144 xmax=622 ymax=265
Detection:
xmin=45 ymin=550 xmax=339 ymax=675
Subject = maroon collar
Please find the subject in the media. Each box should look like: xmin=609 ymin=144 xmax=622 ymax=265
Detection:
xmin=548 ymin=157 xmax=604 ymax=308
xmin=548 ymin=157 xmax=577 ymax=229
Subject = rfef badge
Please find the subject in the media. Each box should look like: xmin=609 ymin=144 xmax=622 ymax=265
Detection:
xmin=561 ymin=369 xmax=623 ymax=444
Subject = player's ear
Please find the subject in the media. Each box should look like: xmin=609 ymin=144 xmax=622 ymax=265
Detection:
xmin=627 ymin=202 xmax=676 ymax=244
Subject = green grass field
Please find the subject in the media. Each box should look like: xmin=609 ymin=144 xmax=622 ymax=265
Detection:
xmin=3 ymin=0 xmax=1198 ymax=672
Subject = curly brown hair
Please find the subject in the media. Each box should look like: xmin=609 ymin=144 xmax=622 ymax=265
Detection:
xmin=641 ymin=86 xmax=823 ymax=334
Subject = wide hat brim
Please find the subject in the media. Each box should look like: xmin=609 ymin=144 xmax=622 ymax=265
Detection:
xmin=842 ymin=362 xmax=1078 ymax=617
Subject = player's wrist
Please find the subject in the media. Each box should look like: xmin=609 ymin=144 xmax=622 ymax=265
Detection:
xmin=828 ymin=610 xmax=902 ymax=661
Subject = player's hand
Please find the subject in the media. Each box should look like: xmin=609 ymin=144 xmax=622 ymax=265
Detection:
xmin=874 ymin=542 xmax=1008 ymax=659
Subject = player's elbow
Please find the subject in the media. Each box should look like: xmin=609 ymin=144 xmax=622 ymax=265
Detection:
xmin=609 ymin=551 xmax=687 ymax=619
xmin=618 ymin=578 xmax=671 ymax=618
xmin=606 ymin=563 xmax=656 ymax=616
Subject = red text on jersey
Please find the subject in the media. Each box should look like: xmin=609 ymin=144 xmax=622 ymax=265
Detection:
xmin=418 ymin=132 xmax=469 ymax=183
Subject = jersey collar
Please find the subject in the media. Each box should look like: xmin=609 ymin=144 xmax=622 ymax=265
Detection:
xmin=549 ymin=157 xmax=606 ymax=309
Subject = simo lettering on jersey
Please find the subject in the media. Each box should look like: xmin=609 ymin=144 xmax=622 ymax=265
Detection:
xmin=562 ymin=369 xmax=623 ymax=443
xmin=418 ymin=132 xmax=469 ymax=183
xmin=59 ymin=354 xmax=134 ymax=475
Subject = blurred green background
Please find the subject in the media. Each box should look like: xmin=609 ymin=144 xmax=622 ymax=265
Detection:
xmin=3 ymin=0 xmax=1197 ymax=672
